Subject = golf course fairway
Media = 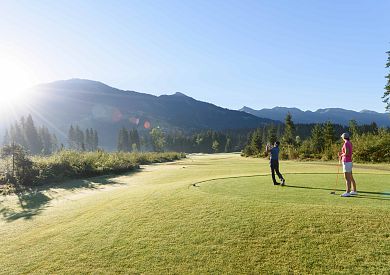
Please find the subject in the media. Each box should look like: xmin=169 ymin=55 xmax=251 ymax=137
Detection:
xmin=1 ymin=153 xmax=389 ymax=274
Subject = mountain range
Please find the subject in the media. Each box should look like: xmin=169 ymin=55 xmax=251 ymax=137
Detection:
xmin=0 ymin=79 xmax=275 ymax=150
xmin=240 ymin=106 xmax=390 ymax=127
xmin=1 ymin=79 xmax=389 ymax=150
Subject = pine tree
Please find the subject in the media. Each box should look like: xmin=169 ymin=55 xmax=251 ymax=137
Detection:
xmin=24 ymin=115 xmax=42 ymax=154
xmin=250 ymin=128 xmax=263 ymax=155
xmin=11 ymin=121 xmax=26 ymax=149
xmin=311 ymin=124 xmax=324 ymax=154
xmin=39 ymin=126 xmax=52 ymax=155
xmin=68 ymin=125 xmax=76 ymax=149
xmin=129 ymin=128 xmax=140 ymax=151
xmin=383 ymin=50 xmax=390 ymax=112
xmin=75 ymin=126 xmax=84 ymax=151
xmin=348 ymin=120 xmax=358 ymax=138
xmin=150 ymin=128 xmax=165 ymax=152
xmin=323 ymin=121 xmax=335 ymax=148
xmin=51 ymin=134 xmax=59 ymax=153
xmin=369 ymin=122 xmax=378 ymax=134
xmin=268 ymin=125 xmax=277 ymax=144
xmin=3 ymin=130 xmax=10 ymax=145
xmin=117 ymin=128 xmax=129 ymax=151
xmin=128 ymin=129 xmax=134 ymax=152
xmin=85 ymin=128 xmax=91 ymax=151
xmin=225 ymin=137 xmax=232 ymax=153
xmin=93 ymin=130 xmax=98 ymax=151
xmin=212 ymin=140 xmax=220 ymax=153
xmin=261 ymin=125 xmax=267 ymax=144
xmin=276 ymin=124 xmax=282 ymax=139
xmin=283 ymin=112 xmax=295 ymax=145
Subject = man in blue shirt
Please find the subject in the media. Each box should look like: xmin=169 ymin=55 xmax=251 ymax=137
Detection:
xmin=266 ymin=141 xmax=285 ymax=186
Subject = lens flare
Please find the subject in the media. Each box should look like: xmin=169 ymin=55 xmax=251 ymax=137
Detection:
xmin=129 ymin=117 xmax=140 ymax=125
xmin=112 ymin=108 xmax=123 ymax=122
xmin=144 ymin=121 xmax=151 ymax=129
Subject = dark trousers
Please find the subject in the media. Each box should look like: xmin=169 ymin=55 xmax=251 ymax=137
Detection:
xmin=270 ymin=159 xmax=284 ymax=184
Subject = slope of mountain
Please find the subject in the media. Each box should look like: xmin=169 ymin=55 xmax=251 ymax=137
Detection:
xmin=240 ymin=106 xmax=390 ymax=127
xmin=1 ymin=79 xmax=276 ymax=150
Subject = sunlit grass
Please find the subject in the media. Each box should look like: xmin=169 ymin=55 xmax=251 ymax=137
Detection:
xmin=1 ymin=154 xmax=389 ymax=274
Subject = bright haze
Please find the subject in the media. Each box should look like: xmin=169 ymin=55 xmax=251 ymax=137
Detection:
xmin=0 ymin=0 xmax=389 ymax=112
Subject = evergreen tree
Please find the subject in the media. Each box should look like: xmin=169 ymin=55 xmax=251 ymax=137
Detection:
xmin=85 ymin=128 xmax=91 ymax=151
xmin=383 ymin=50 xmax=390 ymax=112
xmin=243 ymin=132 xmax=254 ymax=156
xmin=75 ymin=126 xmax=85 ymax=151
xmin=323 ymin=121 xmax=335 ymax=148
xmin=150 ymin=128 xmax=166 ymax=152
xmin=12 ymin=121 xmax=26 ymax=149
xmin=369 ymin=122 xmax=378 ymax=134
xmin=276 ymin=124 xmax=282 ymax=139
xmin=261 ymin=125 xmax=267 ymax=144
xmin=24 ymin=115 xmax=42 ymax=154
xmin=311 ymin=124 xmax=324 ymax=153
xmin=128 ymin=129 xmax=134 ymax=152
xmin=68 ymin=125 xmax=76 ymax=149
xmin=212 ymin=140 xmax=220 ymax=153
xmin=39 ymin=126 xmax=52 ymax=155
xmin=117 ymin=128 xmax=123 ymax=151
xmin=93 ymin=130 xmax=98 ymax=151
xmin=225 ymin=137 xmax=232 ymax=153
xmin=348 ymin=120 xmax=359 ymax=138
xmin=250 ymin=128 xmax=263 ymax=155
xmin=268 ymin=125 xmax=277 ymax=144
xmin=283 ymin=112 xmax=295 ymax=145
xmin=117 ymin=127 xmax=130 ymax=152
xmin=19 ymin=116 xmax=27 ymax=148
xmin=3 ymin=130 xmax=10 ymax=146
xmin=129 ymin=128 xmax=140 ymax=151
xmin=51 ymin=134 xmax=59 ymax=153
xmin=295 ymin=135 xmax=301 ymax=145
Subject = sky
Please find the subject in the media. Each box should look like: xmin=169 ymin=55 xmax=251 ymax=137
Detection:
xmin=0 ymin=0 xmax=389 ymax=112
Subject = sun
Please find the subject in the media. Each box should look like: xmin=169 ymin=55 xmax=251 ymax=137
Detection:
xmin=0 ymin=52 xmax=35 ymax=105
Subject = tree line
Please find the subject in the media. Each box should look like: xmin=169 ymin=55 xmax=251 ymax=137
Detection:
xmin=68 ymin=125 xmax=99 ymax=151
xmin=117 ymin=127 xmax=141 ymax=152
xmin=2 ymin=115 xmax=100 ymax=155
xmin=242 ymin=113 xmax=389 ymax=162
xmin=3 ymin=114 xmax=59 ymax=155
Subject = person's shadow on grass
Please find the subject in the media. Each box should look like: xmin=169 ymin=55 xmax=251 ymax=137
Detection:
xmin=284 ymin=185 xmax=390 ymax=201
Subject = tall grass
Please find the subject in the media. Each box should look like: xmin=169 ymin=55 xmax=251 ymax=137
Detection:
xmin=0 ymin=150 xmax=185 ymax=186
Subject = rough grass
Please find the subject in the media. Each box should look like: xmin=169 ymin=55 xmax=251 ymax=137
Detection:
xmin=1 ymin=153 xmax=389 ymax=274
xmin=0 ymin=151 xmax=185 ymax=188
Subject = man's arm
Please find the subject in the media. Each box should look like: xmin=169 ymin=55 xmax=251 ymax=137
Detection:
xmin=265 ymin=143 xmax=271 ymax=153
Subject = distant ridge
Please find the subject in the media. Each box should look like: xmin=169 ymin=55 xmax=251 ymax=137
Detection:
xmin=0 ymin=79 xmax=277 ymax=150
xmin=240 ymin=106 xmax=390 ymax=127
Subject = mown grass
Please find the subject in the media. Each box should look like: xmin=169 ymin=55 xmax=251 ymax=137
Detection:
xmin=0 ymin=153 xmax=389 ymax=274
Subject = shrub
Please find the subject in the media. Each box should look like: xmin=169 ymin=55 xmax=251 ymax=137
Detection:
xmin=1 ymin=150 xmax=185 ymax=186
xmin=353 ymin=130 xmax=390 ymax=162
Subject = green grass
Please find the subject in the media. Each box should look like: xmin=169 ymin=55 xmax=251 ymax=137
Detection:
xmin=1 ymin=153 xmax=389 ymax=274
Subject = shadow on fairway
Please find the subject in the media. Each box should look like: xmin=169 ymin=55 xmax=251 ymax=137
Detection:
xmin=0 ymin=172 xmax=135 ymax=222
xmin=285 ymin=185 xmax=390 ymax=201
xmin=0 ymin=191 xmax=51 ymax=222
xmin=191 ymin=174 xmax=269 ymax=186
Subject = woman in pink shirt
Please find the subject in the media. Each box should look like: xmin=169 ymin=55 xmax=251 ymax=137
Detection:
xmin=339 ymin=132 xmax=357 ymax=197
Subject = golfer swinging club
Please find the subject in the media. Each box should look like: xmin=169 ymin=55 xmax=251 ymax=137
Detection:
xmin=339 ymin=132 xmax=358 ymax=197
xmin=266 ymin=141 xmax=285 ymax=186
